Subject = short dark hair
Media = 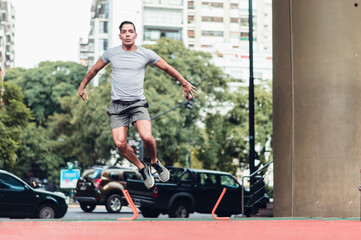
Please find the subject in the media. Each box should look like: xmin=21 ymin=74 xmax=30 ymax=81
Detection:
xmin=119 ymin=21 xmax=136 ymax=32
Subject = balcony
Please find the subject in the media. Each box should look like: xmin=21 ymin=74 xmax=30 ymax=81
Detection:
xmin=144 ymin=8 xmax=184 ymax=28
xmin=144 ymin=0 xmax=184 ymax=9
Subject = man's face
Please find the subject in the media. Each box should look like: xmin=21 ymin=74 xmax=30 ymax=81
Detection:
xmin=119 ymin=24 xmax=137 ymax=46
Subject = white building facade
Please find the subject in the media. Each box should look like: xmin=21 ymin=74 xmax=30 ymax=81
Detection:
xmin=0 ymin=0 xmax=15 ymax=80
xmin=80 ymin=0 xmax=272 ymax=85
xmin=187 ymin=0 xmax=272 ymax=83
xmin=81 ymin=0 xmax=187 ymax=85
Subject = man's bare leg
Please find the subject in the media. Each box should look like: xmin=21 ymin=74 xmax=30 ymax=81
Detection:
xmin=134 ymin=120 xmax=157 ymax=164
xmin=134 ymin=120 xmax=170 ymax=182
xmin=111 ymin=126 xmax=145 ymax=169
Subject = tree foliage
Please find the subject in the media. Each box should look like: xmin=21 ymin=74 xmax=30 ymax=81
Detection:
xmin=5 ymin=61 xmax=87 ymax=125
xmin=47 ymin=82 xmax=114 ymax=169
xmin=1 ymin=40 xmax=273 ymax=182
xmin=0 ymin=82 xmax=33 ymax=169
xmin=195 ymin=80 xmax=273 ymax=175
xmin=226 ymin=80 xmax=273 ymax=166
xmin=13 ymin=123 xmax=63 ymax=182
xmin=142 ymin=38 xmax=232 ymax=166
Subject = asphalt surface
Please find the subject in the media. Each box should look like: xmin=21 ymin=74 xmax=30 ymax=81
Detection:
xmin=64 ymin=204 xmax=223 ymax=220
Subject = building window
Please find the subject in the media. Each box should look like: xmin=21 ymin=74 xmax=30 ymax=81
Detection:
xmin=202 ymin=16 xmax=223 ymax=22
xmin=188 ymin=15 xmax=194 ymax=24
xmin=230 ymin=18 xmax=239 ymax=23
xmin=144 ymin=28 xmax=182 ymax=41
xmin=240 ymin=32 xmax=256 ymax=41
xmin=188 ymin=30 xmax=195 ymax=38
xmin=201 ymin=44 xmax=212 ymax=48
xmin=202 ymin=31 xmax=223 ymax=37
xmin=230 ymin=32 xmax=239 ymax=38
xmin=189 ymin=44 xmax=194 ymax=48
xmin=240 ymin=17 xmax=248 ymax=27
xmin=188 ymin=1 xmax=194 ymax=9
xmin=231 ymin=3 xmax=238 ymax=9
xmin=240 ymin=32 xmax=249 ymax=40
xmin=202 ymin=2 xmax=223 ymax=8
xmin=99 ymin=21 xmax=108 ymax=34
xmin=99 ymin=39 xmax=108 ymax=51
xmin=240 ymin=17 xmax=257 ymax=27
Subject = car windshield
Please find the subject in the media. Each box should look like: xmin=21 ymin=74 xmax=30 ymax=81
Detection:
xmin=168 ymin=169 xmax=194 ymax=182
xmin=168 ymin=168 xmax=185 ymax=182
xmin=0 ymin=173 xmax=26 ymax=191
xmin=82 ymin=168 xmax=102 ymax=179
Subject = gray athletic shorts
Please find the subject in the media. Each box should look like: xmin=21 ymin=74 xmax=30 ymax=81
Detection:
xmin=106 ymin=100 xmax=151 ymax=129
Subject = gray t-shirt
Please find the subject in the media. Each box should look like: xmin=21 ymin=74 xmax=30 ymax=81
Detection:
xmin=101 ymin=45 xmax=160 ymax=101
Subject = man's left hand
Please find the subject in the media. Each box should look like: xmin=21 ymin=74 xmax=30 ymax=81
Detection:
xmin=182 ymin=82 xmax=197 ymax=99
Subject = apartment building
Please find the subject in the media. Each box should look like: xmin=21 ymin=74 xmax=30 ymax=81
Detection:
xmin=80 ymin=0 xmax=272 ymax=85
xmin=0 ymin=0 xmax=15 ymax=80
xmin=81 ymin=0 xmax=187 ymax=85
xmin=187 ymin=0 xmax=272 ymax=83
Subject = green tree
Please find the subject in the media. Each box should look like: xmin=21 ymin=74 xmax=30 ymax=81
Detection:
xmin=0 ymin=82 xmax=33 ymax=169
xmin=226 ymin=80 xmax=273 ymax=168
xmin=143 ymin=38 xmax=232 ymax=166
xmin=13 ymin=123 xmax=63 ymax=182
xmin=196 ymin=112 xmax=238 ymax=173
xmin=47 ymin=82 xmax=114 ymax=169
xmin=195 ymin=80 xmax=272 ymax=175
xmin=5 ymin=61 xmax=87 ymax=125
xmin=49 ymin=38 xmax=233 ymax=168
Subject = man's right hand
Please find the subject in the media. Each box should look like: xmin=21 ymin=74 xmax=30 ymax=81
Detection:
xmin=78 ymin=87 xmax=88 ymax=101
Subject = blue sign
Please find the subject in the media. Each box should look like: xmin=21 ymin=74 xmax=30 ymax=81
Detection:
xmin=60 ymin=168 xmax=81 ymax=189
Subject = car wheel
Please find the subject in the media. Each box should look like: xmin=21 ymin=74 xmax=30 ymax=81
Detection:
xmin=140 ymin=207 xmax=160 ymax=218
xmin=169 ymin=200 xmax=190 ymax=218
xmin=105 ymin=194 xmax=122 ymax=213
xmin=36 ymin=204 xmax=56 ymax=219
xmin=80 ymin=203 xmax=96 ymax=212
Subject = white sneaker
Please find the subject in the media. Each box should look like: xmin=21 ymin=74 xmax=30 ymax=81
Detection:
xmin=151 ymin=160 xmax=170 ymax=182
xmin=139 ymin=162 xmax=154 ymax=189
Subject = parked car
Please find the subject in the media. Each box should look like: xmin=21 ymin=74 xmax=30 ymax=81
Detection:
xmin=74 ymin=167 xmax=141 ymax=213
xmin=0 ymin=170 xmax=68 ymax=219
xmin=126 ymin=167 xmax=269 ymax=218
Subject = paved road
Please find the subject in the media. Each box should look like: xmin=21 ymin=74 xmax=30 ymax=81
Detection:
xmin=0 ymin=204 xmax=243 ymax=220
xmin=64 ymin=204 xmax=217 ymax=220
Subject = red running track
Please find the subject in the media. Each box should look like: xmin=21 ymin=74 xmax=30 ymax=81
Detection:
xmin=0 ymin=220 xmax=360 ymax=240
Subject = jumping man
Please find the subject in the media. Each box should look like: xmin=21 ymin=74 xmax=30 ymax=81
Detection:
xmin=77 ymin=21 xmax=197 ymax=189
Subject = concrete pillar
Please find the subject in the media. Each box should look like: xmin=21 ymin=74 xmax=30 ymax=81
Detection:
xmin=273 ymin=0 xmax=361 ymax=217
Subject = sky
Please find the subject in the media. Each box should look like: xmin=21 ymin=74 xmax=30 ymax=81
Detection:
xmin=12 ymin=0 xmax=92 ymax=68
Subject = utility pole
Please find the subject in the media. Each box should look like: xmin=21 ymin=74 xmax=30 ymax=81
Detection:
xmin=248 ymin=0 xmax=256 ymax=180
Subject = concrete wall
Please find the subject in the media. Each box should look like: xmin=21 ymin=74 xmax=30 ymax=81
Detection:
xmin=273 ymin=0 xmax=361 ymax=217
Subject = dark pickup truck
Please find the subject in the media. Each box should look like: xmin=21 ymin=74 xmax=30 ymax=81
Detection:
xmin=126 ymin=167 xmax=268 ymax=218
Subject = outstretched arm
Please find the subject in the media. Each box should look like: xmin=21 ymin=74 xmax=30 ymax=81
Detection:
xmin=154 ymin=58 xmax=197 ymax=99
xmin=78 ymin=57 xmax=108 ymax=101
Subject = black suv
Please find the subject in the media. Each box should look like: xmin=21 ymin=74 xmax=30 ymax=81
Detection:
xmin=74 ymin=167 xmax=141 ymax=213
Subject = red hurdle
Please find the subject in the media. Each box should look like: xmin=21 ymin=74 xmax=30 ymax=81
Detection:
xmin=212 ymin=188 xmax=230 ymax=220
xmin=117 ymin=189 xmax=138 ymax=221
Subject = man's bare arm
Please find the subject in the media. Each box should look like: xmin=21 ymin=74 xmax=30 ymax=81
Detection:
xmin=154 ymin=58 xmax=197 ymax=98
xmin=78 ymin=58 xmax=108 ymax=101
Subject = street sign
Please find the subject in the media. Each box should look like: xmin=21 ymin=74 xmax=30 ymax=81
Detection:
xmin=60 ymin=168 xmax=80 ymax=189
